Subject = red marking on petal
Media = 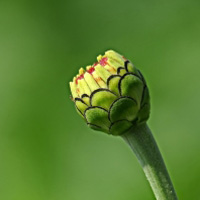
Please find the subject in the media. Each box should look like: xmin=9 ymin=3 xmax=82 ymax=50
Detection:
xmin=76 ymin=74 xmax=84 ymax=84
xmin=122 ymin=56 xmax=127 ymax=60
xmin=93 ymin=62 xmax=98 ymax=67
xmin=95 ymin=77 xmax=101 ymax=83
xmin=100 ymin=57 xmax=108 ymax=66
xmin=87 ymin=67 xmax=95 ymax=74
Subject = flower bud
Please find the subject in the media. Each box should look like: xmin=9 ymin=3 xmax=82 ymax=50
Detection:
xmin=69 ymin=50 xmax=150 ymax=135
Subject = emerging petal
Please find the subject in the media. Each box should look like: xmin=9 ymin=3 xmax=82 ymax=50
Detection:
xmin=69 ymin=50 xmax=150 ymax=135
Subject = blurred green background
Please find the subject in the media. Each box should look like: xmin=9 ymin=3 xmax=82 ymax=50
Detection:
xmin=0 ymin=0 xmax=200 ymax=199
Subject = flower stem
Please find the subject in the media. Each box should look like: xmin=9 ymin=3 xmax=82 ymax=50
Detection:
xmin=122 ymin=123 xmax=178 ymax=200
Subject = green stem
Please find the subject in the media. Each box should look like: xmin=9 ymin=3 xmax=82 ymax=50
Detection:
xmin=122 ymin=123 xmax=178 ymax=200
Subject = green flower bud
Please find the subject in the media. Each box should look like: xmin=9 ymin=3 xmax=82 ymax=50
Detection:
xmin=69 ymin=50 xmax=150 ymax=135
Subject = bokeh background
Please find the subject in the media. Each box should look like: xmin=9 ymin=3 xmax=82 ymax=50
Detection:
xmin=1 ymin=0 xmax=200 ymax=199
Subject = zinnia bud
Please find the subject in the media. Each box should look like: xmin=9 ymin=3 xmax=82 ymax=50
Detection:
xmin=69 ymin=50 xmax=150 ymax=135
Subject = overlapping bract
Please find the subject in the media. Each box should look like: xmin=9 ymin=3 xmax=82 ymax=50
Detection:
xmin=69 ymin=50 xmax=150 ymax=135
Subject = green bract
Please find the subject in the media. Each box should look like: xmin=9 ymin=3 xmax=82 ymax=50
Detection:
xmin=69 ymin=50 xmax=150 ymax=135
